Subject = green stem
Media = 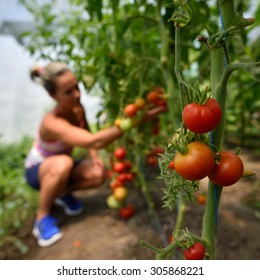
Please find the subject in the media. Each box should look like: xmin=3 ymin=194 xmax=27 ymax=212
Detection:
xmin=201 ymin=0 xmax=255 ymax=259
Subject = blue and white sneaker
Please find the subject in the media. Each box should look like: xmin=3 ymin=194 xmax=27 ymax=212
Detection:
xmin=32 ymin=215 xmax=63 ymax=247
xmin=55 ymin=194 xmax=84 ymax=216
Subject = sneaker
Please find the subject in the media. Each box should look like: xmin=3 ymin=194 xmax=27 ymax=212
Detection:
xmin=32 ymin=215 xmax=63 ymax=247
xmin=55 ymin=194 xmax=84 ymax=216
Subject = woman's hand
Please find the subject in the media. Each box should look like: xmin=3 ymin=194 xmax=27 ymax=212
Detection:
xmin=141 ymin=105 xmax=167 ymax=122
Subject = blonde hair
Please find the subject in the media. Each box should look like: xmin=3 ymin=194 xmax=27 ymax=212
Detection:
xmin=30 ymin=62 xmax=70 ymax=95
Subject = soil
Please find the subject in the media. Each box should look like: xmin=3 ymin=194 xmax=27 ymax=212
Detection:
xmin=1 ymin=150 xmax=260 ymax=260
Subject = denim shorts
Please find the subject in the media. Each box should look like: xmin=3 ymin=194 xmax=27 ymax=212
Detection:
xmin=25 ymin=159 xmax=83 ymax=190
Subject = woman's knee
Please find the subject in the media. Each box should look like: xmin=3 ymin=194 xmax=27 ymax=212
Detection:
xmin=40 ymin=155 xmax=74 ymax=179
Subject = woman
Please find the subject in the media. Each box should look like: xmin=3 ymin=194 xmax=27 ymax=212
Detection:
xmin=25 ymin=61 xmax=166 ymax=247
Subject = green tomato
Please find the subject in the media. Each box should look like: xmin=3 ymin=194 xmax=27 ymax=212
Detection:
xmin=106 ymin=194 xmax=123 ymax=209
xmin=119 ymin=118 xmax=133 ymax=131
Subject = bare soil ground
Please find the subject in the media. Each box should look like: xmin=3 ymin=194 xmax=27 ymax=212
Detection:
xmin=1 ymin=150 xmax=260 ymax=260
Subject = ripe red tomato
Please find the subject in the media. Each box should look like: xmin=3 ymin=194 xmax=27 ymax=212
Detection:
xmin=174 ymin=142 xmax=215 ymax=181
xmin=147 ymin=155 xmax=158 ymax=166
xmin=152 ymin=146 xmax=165 ymax=155
xmin=146 ymin=91 xmax=161 ymax=104
xmin=124 ymin=160 xmax=132 ymax=170
xmin=184 ymin=242 xmax=206 ymax=260
xmin=124 ymin=104 xmax=138 ymax=117
xmin=113 ymin=162 xmax=126 ymax=173
xmin=168 ymin=161 xmax=175 ymax=170
xmin=208 ymin=151 xmax=244 ymax=186
xmin=182 ymin=98 xmax=222 ymax=133
xmin=114 ymin=147 xmax=127 ymax=160
xmin=117 ymin=172 xmax=129 ymax=183
xmin=119 ymin=204 xmax=134 ymax=219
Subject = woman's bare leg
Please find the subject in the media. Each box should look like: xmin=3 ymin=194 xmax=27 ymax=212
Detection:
xmin=37 ymin=155 xmax=74 ymax=220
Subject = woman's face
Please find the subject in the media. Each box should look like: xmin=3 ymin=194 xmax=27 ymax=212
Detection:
xmin=54 ymin=71 xmax=81 ymax=109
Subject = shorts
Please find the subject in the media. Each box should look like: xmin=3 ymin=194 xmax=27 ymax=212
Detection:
xmin=25 ymin=159 xmax=83 ymax=190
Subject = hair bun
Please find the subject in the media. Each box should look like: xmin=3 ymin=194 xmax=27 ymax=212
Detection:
xmin=30 ymin=64 xmax=44 ymax=81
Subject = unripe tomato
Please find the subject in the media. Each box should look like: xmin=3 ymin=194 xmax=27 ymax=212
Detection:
xmin=113 ymin=186 xmax=128 ymax=201
xmin=182 ymin=98 xmax=222 ymax=133
xmin=114 ymin=147 xmax=127 ymax=160
xmin=106 ymin=194 xmax=123 ymax=209
xmin=208 ymin=151 xmax=244 ymax=186
xmin=174 ymin=142 xmax=215 ymax=181
xmin=119 ymin=118 xmax=133 ymax=131
xmin=134 ymin=97 xmax=146 ymax=110
xmin=124 ymin=103 xmax=138 ymax=117
xmin=184 ymin=242 xmax=206 ymax=260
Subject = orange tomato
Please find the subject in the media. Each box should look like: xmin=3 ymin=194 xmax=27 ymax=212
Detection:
xmin=134 ymin=97 xmax=146 ymax=109
xmin=124 ymin=103 xmax=138 ymax=117
xmin=113 ymin=186 xmax=128 ymax=201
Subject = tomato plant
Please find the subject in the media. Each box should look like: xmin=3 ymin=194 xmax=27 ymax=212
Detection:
xmin=174 ymin=142 xmax=215 ymax=181
xmin=182 ymin=98 xmax=222 ymax=134
xmin=184 ymin=242 xmax=206 ymax=260
xmin=209 ymin=151 xmax=244 ymax=186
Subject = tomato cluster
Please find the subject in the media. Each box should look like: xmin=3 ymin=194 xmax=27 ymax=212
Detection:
xmin=106 ymin=147 xmax=135 ymax=219
xmin=170 ymin=97 xmax=244 ymax=187
xmin=146 ymin=87 xmax=167 ymax=109
xmin=114 ymin=97 xmax=147 ymax=132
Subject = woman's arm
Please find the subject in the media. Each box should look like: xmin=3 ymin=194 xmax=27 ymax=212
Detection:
xmin=40 ymin=105 xmax=167 ymax=149
xmin=41 ymin=114 xmax=123 ymax=149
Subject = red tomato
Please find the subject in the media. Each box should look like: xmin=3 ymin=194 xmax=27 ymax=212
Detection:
xmin=117 ymin=173 xmax=129 ymax=183
xmin=147 ymin=155 xmax=158 ymax=166
xmin=119 ymin=204 xmax=134 ymax=219
xmin=182 ymin=98 xmax=222 ymax=133
xmin=184 ymin=242 xmax=206 ymax=260
xmin=113 ymin=162 xmax=126 ymax=173
xmin=125 ymin=172 xmax=135 ymax=181
xmin=168 ymin=161 xmax=175 ymax=170
xmin=124 ymin=104 xmax=138 ymax=117
xmin=208 ymin=151 xmax=244 ymax=186
xmin=146 ymin=91 xmax=161 ymax=104
xmin=124 ymin=160 xmax=132 ymax=170
xmin=114 ymin=147 xmax=127 ymax=160
xmin=174 ymin=142 xmax=215 ymax=181
xmin=152 ymin=146 xmax=165 ymax=155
